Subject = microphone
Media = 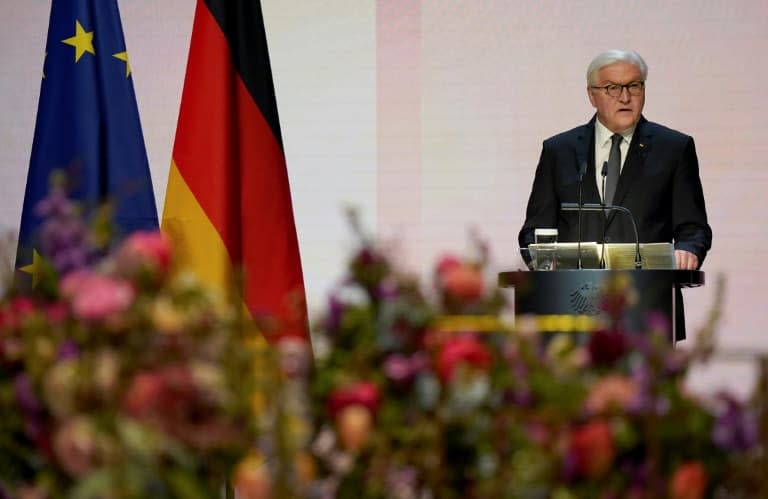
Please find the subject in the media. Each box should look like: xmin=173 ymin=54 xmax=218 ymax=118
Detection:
xmin=561 ymin=202 xmax=643 ymax=269
xmin=576 ymin=160 xmax=587 ymax=269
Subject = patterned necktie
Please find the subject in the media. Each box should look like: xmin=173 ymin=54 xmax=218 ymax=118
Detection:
xmin=604 ymin=133 xmax=622 ymax=206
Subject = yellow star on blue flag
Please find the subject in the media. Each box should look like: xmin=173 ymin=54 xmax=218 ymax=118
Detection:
xmin=18 ymin=249 xmax=45 ymax=288
xmin=62 ymin=20 xmax=95 ymax=62
xmin=112 ymin=51 xmax=131 ymax=77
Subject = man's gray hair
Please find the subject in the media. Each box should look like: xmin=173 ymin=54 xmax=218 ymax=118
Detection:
xmin=586 ymin=50 xmax=648 ymax=85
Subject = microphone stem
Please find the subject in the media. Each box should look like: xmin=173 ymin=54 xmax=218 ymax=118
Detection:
xmin=577 ymin=168 xmax=584 ymax=269
xmin=600 ymin=162 xmax=607 ymax=269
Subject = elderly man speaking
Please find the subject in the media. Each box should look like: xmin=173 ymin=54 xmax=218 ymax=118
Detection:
xmin=518 ymin=49 xmax=712 ymax=338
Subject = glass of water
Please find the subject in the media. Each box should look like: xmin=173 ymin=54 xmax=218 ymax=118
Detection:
xmin=534 ymin=228 xmax=558 ymax=270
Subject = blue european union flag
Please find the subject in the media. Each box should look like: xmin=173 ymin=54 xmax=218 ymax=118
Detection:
xmin=16 ymin=0 xmax=158 ymax=279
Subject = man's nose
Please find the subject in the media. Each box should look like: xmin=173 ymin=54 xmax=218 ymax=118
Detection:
xmin=618 ymin=86 xmax=631 ymax=102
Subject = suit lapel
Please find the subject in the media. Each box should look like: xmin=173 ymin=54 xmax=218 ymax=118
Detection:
xmin=576 ymin=117 xmax=600 ymax=202
xmin=608 ymin=117 xmax=651 ymax=223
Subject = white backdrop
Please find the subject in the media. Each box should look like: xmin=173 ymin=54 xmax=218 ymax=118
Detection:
xmin=2 ymin=1 xmax=767 ymax=395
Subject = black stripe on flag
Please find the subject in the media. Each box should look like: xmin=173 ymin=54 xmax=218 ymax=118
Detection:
xmin=204 ymin=0 xmax=284 ymax=149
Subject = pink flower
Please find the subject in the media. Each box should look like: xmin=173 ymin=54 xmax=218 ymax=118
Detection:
xmin=52 ymin=417 xmax=99 ymax=478
xmin=436 ymin=335 xmax=492 ymax=383
xmin=116 ymin=230 xmax=173 ymax=275
xmin=668 ymin=461 xmax=708 ymax=499
xmin=383 ymin=353 xmax=428 ymax=383
xmin=585 ymin=375 xmax=640 ymax=415
xmin=60 ymin=271 xmax=134 ymax=322
xmin=524 ymin=419 xmax=553 ymax=446
xmin=276 ymin=335 xmax=312 ymax=378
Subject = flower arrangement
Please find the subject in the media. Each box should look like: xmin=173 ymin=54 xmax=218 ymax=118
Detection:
xmin=0 ymin=185 xmax=265 ymax=498
xmin=3 ymin=187 xmax=766 ymax=498
xmin=254 ymin=212 xmax=765 ymax=499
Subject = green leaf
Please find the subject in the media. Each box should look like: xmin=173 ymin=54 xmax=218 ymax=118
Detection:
xmin=167 ymin=470 xmax=211 ymax=499
xmin=69 ymin=469 xmax=114 ymax=499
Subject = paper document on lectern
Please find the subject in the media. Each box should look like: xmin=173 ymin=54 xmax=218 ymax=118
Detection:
xmin=526 ymin=242 xmax=674 ymax=269
xmin=603 ymin=243 xmax=675 ymax=269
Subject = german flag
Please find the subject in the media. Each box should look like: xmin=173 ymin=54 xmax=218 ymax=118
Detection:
xmin=162 ymin=0 xmax=309 ymax=344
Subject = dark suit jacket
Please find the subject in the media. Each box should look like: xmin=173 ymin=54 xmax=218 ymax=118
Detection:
xmin=518 ymin=115 xmax=712 ymax=339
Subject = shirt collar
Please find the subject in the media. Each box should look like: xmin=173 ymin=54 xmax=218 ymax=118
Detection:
xmin=595 ymin=119 xmax=636 ymax=147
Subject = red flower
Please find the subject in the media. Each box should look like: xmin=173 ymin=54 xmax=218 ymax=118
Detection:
xmin=328 ymin=383 xmax=380 ymax=451
xmin=0 ymin=297 xmax=38 ymax=329
xmin=600 ymin=292 xmax=630 ymax=317
xmin=44 ymin=302 xmax=69 ymax=325
xmin=121 ymin=365 xmax=198 ymax=433
xmin=352 ymin=247 xmax=379 ymax=267
xmin=440 ymin=265 xmax=484 ymax=302
xmin=567 ymin=419 xmax=615 ymax=479
xmin=122 ymin=371 xmax=172 ymax=418
xmin=669 ymin=461 xmax=708 ymax=499
xmin=121 ymin=364 xmax=242 ymax=450
xmin=11 ymin=296 xmax=37 ymax=315
xmin=587 ymin=330 xmax=627 ymax=367
xmin=435 ymin=254 xmax=462 ymax=276
xmin=327 ymin=381 xmax=380 ymax=418
xmin=436 ymin=335 xmax=492 ymax=383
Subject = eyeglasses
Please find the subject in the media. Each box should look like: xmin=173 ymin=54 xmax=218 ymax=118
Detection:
xmin=590 ymin=81 xmax=645 ymax=98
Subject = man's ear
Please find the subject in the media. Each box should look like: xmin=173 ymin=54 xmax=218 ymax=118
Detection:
xmin=587 ymin=86 xmax=597 ymax=108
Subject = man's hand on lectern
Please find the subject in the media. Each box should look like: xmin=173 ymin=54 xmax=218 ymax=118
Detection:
xmin=675 ymin=249 xmax=699 ymax=270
